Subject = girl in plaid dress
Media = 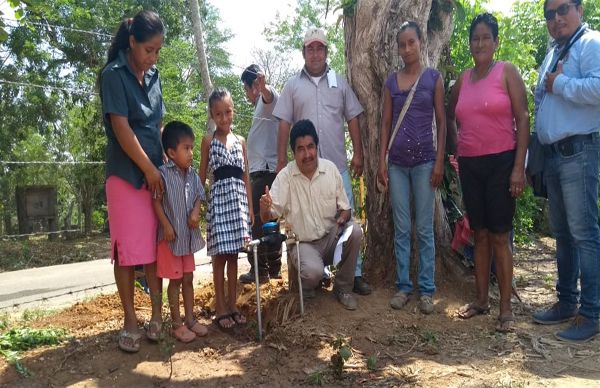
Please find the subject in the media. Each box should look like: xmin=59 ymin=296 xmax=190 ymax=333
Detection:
xmin=200 ymin=88 xmax=253 ymax=330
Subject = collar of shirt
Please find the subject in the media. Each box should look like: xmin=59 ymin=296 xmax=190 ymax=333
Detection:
xmin=551 ymin=23 xmax=587 ymax=50
xmin=164 ymin=159 xmax=192 ymax=174
xmin=300 ymin=65 xmax=337 ymax=88
xmin=113 ymin=50 xmax=158 ymax=82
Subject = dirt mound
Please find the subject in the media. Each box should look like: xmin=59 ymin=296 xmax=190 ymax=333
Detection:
xmin=2 ymin=241 xmax=600 ymax=387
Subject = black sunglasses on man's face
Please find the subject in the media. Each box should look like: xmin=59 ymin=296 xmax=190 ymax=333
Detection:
xmin=544 ymin=2 xmax=575 ymax=21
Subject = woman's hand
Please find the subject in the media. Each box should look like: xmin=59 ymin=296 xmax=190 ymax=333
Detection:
xmin=509 ymin=166 xmax=526 ymax=198
xmin=377 ymin=163 xmax=388 ymax=192
xmin=144 ymin=166 xmax=164 ymax=197
xmin=430 ymin=159 xmax=444 ymax=188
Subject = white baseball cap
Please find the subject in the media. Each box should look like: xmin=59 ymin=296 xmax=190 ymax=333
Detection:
xmin=303 ymin=27 xmax=327 ymax=46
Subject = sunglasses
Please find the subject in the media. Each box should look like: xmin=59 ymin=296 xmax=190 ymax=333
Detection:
xmin=544 ymin=2 xmax=575 ymax=21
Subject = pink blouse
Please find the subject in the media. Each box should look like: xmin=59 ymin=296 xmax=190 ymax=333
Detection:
xmin=455 ymin=61 xmax=516 ymax=157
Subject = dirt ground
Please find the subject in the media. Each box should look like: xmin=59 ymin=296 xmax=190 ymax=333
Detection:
xmin=0 ymin=234 xmax=110 ymax=272
xmin=1 ymin=237 xmax=600 ymax=387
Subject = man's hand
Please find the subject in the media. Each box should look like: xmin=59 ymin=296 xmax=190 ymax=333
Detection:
xmin=336 ymin=209 xmax=351 ymax=226
xmin=545 ymin=61 xmax=563 ymax=93
xmin=350 ymin=152 xmax=364 ymax=178
xmin=259 ymin=185 xmax=273 ymax=214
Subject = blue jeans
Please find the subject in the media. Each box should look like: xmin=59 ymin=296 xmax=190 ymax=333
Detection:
xmin=544 ymin=133 xmax=600 ymax=319
xmin=388 ymin=161 xmax=436 ymax=296
xmin=341 ymin=169 xmax=363 ymax=278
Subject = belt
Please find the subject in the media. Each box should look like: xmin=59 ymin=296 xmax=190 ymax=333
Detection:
xmin=250 ymin=170 xmax=275 ymax=179
xmin=543 ymin=133 xmax=597 ymax=157
xmin=214 ymin=165 xmax=243 ymax=182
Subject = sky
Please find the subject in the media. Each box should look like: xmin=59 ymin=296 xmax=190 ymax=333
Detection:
xmin=212 ymin=0 xmax=516 ymax=73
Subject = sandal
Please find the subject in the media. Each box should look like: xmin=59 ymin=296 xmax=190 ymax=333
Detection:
xmin=144 ymin=320 xmax=161 ymax=342
xmin=496 ymin=314 xmax=515 ymax=333
xmin=457 ymin=303 xmax=490 ymax=319
xmin=171 ymin=324 xmax=196 ymax=343
xmin=230 ymin=311 xmax=246 ymax=325
xmin=186 ymin=319 xmax=208 ymax=337
xmin=118 ymin=330 xmax=141 ymax=353
xmin=213 ymin=314 xmax=235 ymax=331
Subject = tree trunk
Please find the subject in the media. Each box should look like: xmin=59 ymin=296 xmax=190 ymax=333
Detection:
xmin=189 ymin=0 xmax=215 ymax=133
xmin=344 ymin=0 xmax=461 ymax=285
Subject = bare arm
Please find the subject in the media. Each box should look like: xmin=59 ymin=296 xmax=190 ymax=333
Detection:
xmin=188 ymin=198 xmax=202 ymax=229
xmin=505 ymin=63 xmax=530 ymax=198
xmin=240 ymin=137 xmax=255 ymax=225
xmin=377 ymin=87 xmax=393 ymax=190
xmin=153 ymin=195 xmax=175 ymax=242
xmin=276 ymin=120 xmax=291 ymax=172
xmin=256 ymin=73 xmax=274 ymax=105
xmin=199 ymin=135 xmax=211 ymax=185
xmin=431 ymin=76 xmax=447 ymax=188
xmin=347 ymin=116 xmax=363 ymax=177
xmin=110 ymin=114 xmax=163 ymax=195
xmin=446 ymin=74 xmax=464 ymax=155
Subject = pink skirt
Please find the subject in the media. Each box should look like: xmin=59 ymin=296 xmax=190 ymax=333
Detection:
xmin=106 ymin=176 xmax=157 ymax=266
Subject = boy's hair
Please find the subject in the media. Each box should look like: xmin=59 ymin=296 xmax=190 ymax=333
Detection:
xmin=241 ymin=64 xmax=261 ymax=88
xmin=162 ymin=121 xmax=195 ymax=153
xmin=290 ymin=119 xmax=319 ymax=152
xmin=208 ymin=87 xmax=232 ymax=110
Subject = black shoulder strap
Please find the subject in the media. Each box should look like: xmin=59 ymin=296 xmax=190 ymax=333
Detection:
xmin=552 ymin=25 xmax=587 ymax=72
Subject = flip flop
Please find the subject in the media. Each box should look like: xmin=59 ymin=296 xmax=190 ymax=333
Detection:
xmin=118 ymin=330 xmax=141 ymax=353
xmin=144 ymin=320 xmax=161 ymax=342
xmin=230 ymin=311 xmax=246 ymax=325
xmin=213 ymin=314 xmax=235 ymax=331
xmin=171 ymin=324 xmax=196 ymax=343
xmin=496 ymin=314 xmax=515 ymax=333
xmin=457 ymin=303 xmax=490 ymax=319
xmin=186 ymin=319 xmax=208 ymax=337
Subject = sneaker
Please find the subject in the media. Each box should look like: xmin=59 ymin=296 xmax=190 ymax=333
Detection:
xmin=239 ymin=271 xmax=269 ymax=284
xmin=390 ymin=291 xmax=409 ymax=310
xmin=353 ymin=276 xmax=372 ymax=295
xmin=335 ymin=290 xmax=357 ymax=310
xmin=532 ymin=302 xmax=578 ymax=325
xmin=418 ymin=295 xmax=434 ymax=315
xmin=555 ymin=315 xmax=600 ymax=343
xmin=269 ymin=270 xmax=282 ymax=280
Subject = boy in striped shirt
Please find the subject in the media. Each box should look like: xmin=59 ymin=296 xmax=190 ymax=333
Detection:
xmin=153 ymin=121 xmax=208 ymax=342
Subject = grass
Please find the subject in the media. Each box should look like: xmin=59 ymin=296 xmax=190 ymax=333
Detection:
xmin=0 ymin=307 xmax=67 ymax=377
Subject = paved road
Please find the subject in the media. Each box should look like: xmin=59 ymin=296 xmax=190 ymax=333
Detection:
xmin=0 ymin=247 xmax=263 ymax=313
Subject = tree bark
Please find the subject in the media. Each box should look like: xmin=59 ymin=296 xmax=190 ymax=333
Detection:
xmin=189 ymin=0 xmax=215 ymax=133
xmin=344 ymin=0 xmax=459 ymax=285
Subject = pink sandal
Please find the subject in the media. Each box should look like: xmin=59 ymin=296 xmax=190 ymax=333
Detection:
xmin=171 ymin=324 xmax=195 ymax=343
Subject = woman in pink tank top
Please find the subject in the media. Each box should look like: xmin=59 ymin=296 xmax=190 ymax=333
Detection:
xmin=447 ymin=13 xmax=530 ymax=333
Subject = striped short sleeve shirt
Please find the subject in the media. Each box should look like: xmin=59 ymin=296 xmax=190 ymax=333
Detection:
xmin=158 ymin=161 xmax=206 ymax=256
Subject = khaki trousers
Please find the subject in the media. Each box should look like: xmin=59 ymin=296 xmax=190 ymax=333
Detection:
xmin=288 ymin=221 xmax=362 ymax=293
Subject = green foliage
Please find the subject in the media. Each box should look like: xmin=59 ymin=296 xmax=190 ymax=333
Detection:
xmin=0 ymin=325 xmax=67 ymax=377
xmin=513 ymin=187 xmax=542 ymax=244
xmin=329 ymin=336 xmax=352 ymax=378
xmin=0 ymin=326 xmax=66 ymax=351
xmin=264 ymin=0 xmax=346 ymax=74
xmin=366 ymin=354 xmax=378 ymax=370
xmin=307 ymin=370 xmax=325 ymax=385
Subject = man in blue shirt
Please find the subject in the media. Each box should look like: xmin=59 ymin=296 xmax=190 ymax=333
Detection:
xmin=532 ymin=0 xmax=600 ymax=343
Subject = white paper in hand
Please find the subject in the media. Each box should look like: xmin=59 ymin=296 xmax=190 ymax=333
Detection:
xmin=333 ymin=224 xmax=353 ymax=266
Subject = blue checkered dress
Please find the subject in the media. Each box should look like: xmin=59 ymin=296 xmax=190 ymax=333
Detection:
xmin=206 ymin=137 xmax=250 ymax=255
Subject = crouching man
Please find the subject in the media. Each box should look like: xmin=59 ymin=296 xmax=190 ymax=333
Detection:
xmin=259 ymin=119 xmax=362 ymax=310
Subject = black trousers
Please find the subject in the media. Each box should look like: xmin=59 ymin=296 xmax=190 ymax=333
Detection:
xmin=249 ymin=171 xmax=282 ymax=275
